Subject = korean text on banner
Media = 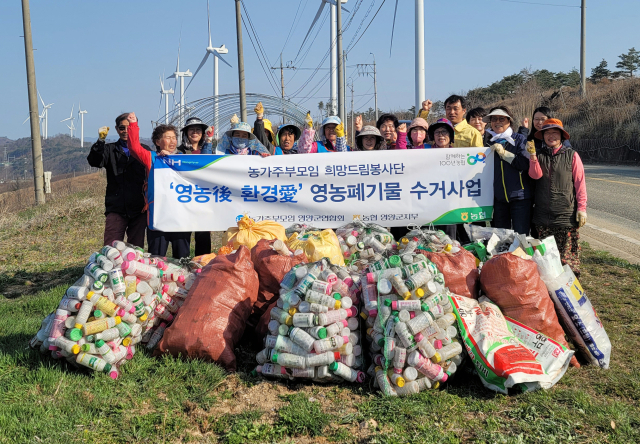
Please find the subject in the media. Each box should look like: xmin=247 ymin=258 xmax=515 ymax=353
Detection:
xmin=148 ymin=148 xmax=494 ymax=231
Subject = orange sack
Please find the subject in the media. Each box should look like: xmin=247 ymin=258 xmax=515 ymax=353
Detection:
xmin=424 ymin=249 xmax=479 ymax=299
xmin=249 ymin=239 xmax=308 ymax=331
xmin=480 ymin=253 xmax=579 ymax=367
xmin=155 ymin=246 xmax=258 ymax=371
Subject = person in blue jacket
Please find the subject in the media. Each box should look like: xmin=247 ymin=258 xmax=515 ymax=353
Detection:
xmin=484 ymin=106 xmax=533 ymax=235
xmin=252 ymin=102 xmax=302 ymax=155
xmin=298 ymin=113 xmax=350 ymax=153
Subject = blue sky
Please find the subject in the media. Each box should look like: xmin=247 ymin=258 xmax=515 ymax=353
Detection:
xmin=1 ymin=0 xmax=639 ymax=141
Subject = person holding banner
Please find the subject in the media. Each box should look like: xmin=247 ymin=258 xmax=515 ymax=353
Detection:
xmin=528 ymin=119 xmax=587 ymax=277
xmin=484 ymin=106 xmax=533 ymax=235
xmin=210 ymin=114 xmax=271 ymax=156
xmin=253 ymin=102 xmax=301 ymax=155
xmin=124 ymin=113 xmax=192 ymax=259
xmin=298 ymin=113 xmax=349 ymax=153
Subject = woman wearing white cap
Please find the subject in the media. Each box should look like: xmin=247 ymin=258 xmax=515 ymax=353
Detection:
xmin=484 ymin=106 xmax=534 ymax=235
xmin=297 ymin=113 xmax=350 ymax=153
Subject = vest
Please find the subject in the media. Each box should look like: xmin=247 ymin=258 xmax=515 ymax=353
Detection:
xmin=533 ymin=146 xmax=578 ymax=228
xmin=316 ymin=141 xmax=332 ymax=153
xmin=275 ymin=146 xmax=283 ymax=155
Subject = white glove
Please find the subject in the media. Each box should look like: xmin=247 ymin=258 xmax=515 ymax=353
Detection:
xmin=577 ymin=211 xmax=587 ymax=228
xmin=492 ymin=143 xmax=515 ymax=164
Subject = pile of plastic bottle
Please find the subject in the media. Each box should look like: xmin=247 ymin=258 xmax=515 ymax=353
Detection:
xmin=363 ymin=235 xmax=464 ymax=396
xmin=254 ymin=258 xmax=365 ymax=383
xmin=29 ymin=241 xmax=199 ymax=379
xmin=334 ymin=221 xmax=396 ymax=269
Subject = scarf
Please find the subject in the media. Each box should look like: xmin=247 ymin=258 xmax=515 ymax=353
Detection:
xmin=486 ymin=127 xmax=515 ymax=146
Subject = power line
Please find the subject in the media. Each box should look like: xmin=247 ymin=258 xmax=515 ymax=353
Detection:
xmin=241 ymin=1 xmax=281 ymax=89
xmin=499 ymin=0 xmax=580 ymax=7
xmin=347 ymin=0 xmax=386 ymax=52
xmin=240 ymin=13 xmax=280 ymax=96
xmin=279 ymin=0 xmax=308 ymax=55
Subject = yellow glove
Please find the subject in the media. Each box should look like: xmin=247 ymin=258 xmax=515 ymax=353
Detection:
xmin=526 ymin=141 xmax=536 ymax=155
xmin=335 ymin=122 xmax=345 ymax=138
xmin=254 ymin=102 xmax=264 ymax=118
xmin=305 ymin=112 xmax=313 ymax=129
xmin=577 ymin=211 xmax=587 ymax=228
xmin=98 ymin=126 xmax=110 ymax=141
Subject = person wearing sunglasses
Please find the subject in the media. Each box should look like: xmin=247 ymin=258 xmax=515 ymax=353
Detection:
xmin=484 ymin=106 xmax=533 ymax=235
xmin=87 ymin=113 xmax=150 ymax=249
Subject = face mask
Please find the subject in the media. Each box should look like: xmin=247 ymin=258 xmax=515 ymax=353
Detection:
xmin=232 ymin=137 xmax=248 ymax=150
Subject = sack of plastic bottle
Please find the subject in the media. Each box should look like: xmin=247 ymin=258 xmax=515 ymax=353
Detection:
xmin=480 ymin=252 xmax=579 ymax=368
xmin=253 ymin=259 xmax=365 ymax=383
xmin=30 ymin=241 xmax=196 ymax=380
xmin=155 ymin=246 xmax=259 ymax=371
xmin=536 ymin=261 xmax=611 ymax=369
xmin=286 ymin=229 xmax=345 ymax=267
xmin=226 ymin=215 xmax=287 ymax=250
xmin=423 ymin=249 xmax=479 ymax=299
xmin=249 ymin=239 xmax=308 ymax=332
xmin=333 ymin=221 xmax=396 ymax=269
xmin=450 ymin=294 xmax=574 ymax=394
xmin=363 ymin=247 xmax=465 ymax=396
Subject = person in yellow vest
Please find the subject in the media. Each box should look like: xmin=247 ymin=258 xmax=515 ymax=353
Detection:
xmin=443 ymin=95 xmax=483 ymax=148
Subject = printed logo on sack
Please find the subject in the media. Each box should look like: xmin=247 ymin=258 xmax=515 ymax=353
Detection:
xmin=467 ymin=153 xmax=487 ymax=165
xmin=236 ymin=214 xmax=244 ymax=222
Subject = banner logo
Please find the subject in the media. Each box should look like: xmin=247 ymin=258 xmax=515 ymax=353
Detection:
xmin=467 ymin=153 xmax=487 ymax=165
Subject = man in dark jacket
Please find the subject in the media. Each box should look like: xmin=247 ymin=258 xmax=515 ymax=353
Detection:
xmin=87 ymin=112 xmax=149 ymax=248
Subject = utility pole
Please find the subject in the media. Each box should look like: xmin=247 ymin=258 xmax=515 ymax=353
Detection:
xmin=336 ymin=1 xmax=344 ymax=122
xmin=271 ymin=53 xmax=296 ymax=124
xmin=348 ymin=79 xmax=354 ymax=147
xmin=357 ymin=54 xmax=379 ymax=122
xmin=415 ymin=0 xmax=425 ymax=115
xmin=330 ymin=3 xmax=337 ymax=116
xmin=235 ymin=0 xmax=247 ymax=122
xmin=580 ymin=0 xmax=586 ymax=97
xmin=21 ymin=0 xmax=45 ymax=205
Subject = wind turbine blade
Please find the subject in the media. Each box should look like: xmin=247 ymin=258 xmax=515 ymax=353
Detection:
xmin=160 ymin=74 xmax=164 ymax=91
xmin=185 ymin=51 xmax=210 ymax=92
xmin=389 ymin=0 xmax=399 ymax=56
xmin=296 ymin=2 xmax=326 ymax=58
xmin=38 ymin=91 xmax=45 ymax=108
xmin=207 ymin=0 xmax=212 ymax=48
xmin=61 ymin=117 xmax=71 ymax=122
xmin=214 ymin=51 xmax=233 ymax=68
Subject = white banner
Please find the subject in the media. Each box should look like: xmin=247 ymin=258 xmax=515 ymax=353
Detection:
xmin=148 ymin=148 xmax=494 ymax=231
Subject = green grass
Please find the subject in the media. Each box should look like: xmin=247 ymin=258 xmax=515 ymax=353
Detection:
xmin=1 ymin=183 xmax=639 ymax=443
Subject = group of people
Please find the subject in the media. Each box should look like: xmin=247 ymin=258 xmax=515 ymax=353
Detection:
xmin=87 ymin=93 xmax=587 ymax=276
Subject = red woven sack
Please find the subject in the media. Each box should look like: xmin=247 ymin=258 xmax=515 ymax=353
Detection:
xmin=480 ymin=253 xmax=579 ymax=367
xmin=424 ymin=249 xmax=479 ymax=299
xmin=248 ymin=239 xmax=308 ymax=328
xmin=155 ymin=246 xmax=258 ymax=371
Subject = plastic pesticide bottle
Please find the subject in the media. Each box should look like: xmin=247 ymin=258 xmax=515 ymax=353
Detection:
xmin=82 ymin=316 xmax=121 ymax=336
xmin=313 ymin=335 xmax=348 ymax=353
xmin=339 ymin=354 xmax=356 ymax=366
xmin=311 ymin=280 xmax=332 ymax=295
xmin=435 ymin=313 xmax=456 ymax=329
xmin=375 ymin=367 xmax=398 ymax=396
xmin=390 ymin=274 xmax=411 ymax=300
xmin=363 ymin=284 xmax=378 ymax=316
xmin=154 ymin=304 xmax=174 ymax=322
xmin=306 ymin=351 xmax=340 ymax=367
xmin=271 ymin=240 xmax=291 ymax=256
xmin=88 ymin=292 xmax=118 ymax=317
xmin=123 ymin=276 xmax=137 ymax=297
xmin=158 ymin=293 xmax=179 ymax=313
xmin=317 ymin=309 xmax=349 ymax=327
xmin=279 ymin=289 xmax=301 ymax=308
xmin=270 ymin=307 xmax=293 ymax=326
xmin=95 ymin=340 xmax=117 ymax=364
xmin=298 ymin=301 xmax=329 ymax=314
xmin=407 ymin=350 xmax=447 ymax=382
xmin=76 ymin=352 xmax=115 ymax=375
xmin=329 ymin=362 xmax=365 ymax=382
xmin=403 ymin=366 xmax=418 ymax=383
xmin=146 ymin=322 xmax=167 ymax=350
xmin=414 ymin=333 xmax=440 ymax=362
xmin=288 ymin=327 xmax=315 ymax=352
xmin=394 ymin=322 xmax=415 ymax=348
xmin=293 ymin=272 xmax=318 ymax=296
xmin=85 ymin=263 xmax=109 ymax=283
xmin=55 ymin=336 xmax=80 ymax=354
xmin=305 ymin=290 xmax=339 ymax=308
xmin=271 ymin=352 xmax=306 ymax=369
xmin=46 ymin=309 xmax=69 ymax=346
xmin=101 ymin=245 xmax=123 ymax=266
xmin=89 ymin=252 xmax=114 ymax=272
xmin=66 ymin=286 xmax=89 ymax=300
xmin=389 ymin=299 xmax=421 ymax=312
xmin=389 ymin=371 xmax=406 ymax=388
xmin=122 ymin=261 xmax=161 ymax=280
xmin=292 ymin=313 xmax=316 ymax=328
xmin=438 ymin=342 xmax=463 ymax=362
xmin=58 ymin=298 xmax=81 ymax=313
xmin=393 ymin=347 xmax=407 ymax=370
xmin=265 ymin=335 xmax=307 ymax=356
xmin=307 ymin=326 xmax=328 ymax=340
xmin=405 ymin=311 xmax=435 ymax=336
xmin=94 ymin=327 xmax=120 ymax=342
xmin=257 ymin=364 xmax=289 ymax=379
xmin=395 ymin=380 xmax=419 ymax=396
xmin=404 ymin=269 xmax=434 ymax=291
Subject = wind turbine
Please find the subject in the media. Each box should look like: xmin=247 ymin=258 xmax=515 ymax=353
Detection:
xmin=159 ymin=74 xmax=174 ymax=124
xmin=39 ymin=92 xmax=53 ymax=139
xmin=167 ymin=36 xmax=192 ymax=128
xmin=61 ymin=104 xmax=76 ymax=138
xmin=22 ymin=110 xmax=46 ymax=138
xmin=297 ymin=0 xmax=349 ymax=116
xmin=186 ymin=0 xmax=232 ymax=138
xmin=78 ymin=103 xmax=88 ymax=147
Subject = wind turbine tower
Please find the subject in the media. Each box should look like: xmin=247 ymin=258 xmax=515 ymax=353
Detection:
xmin=39 ymin=92 xmax=53 ymax=139
xmin=167 ymin=45 xmax=192 ymax=128
xmin=186 ymin=0 xmax=232 ymax=138
xmin=61 ymin=105 xmax=76 ymax=138
xmin=78 ymin=103 xmax=88 ymax=147
xmin=160 ymin=75 xmax=174 ymax=124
